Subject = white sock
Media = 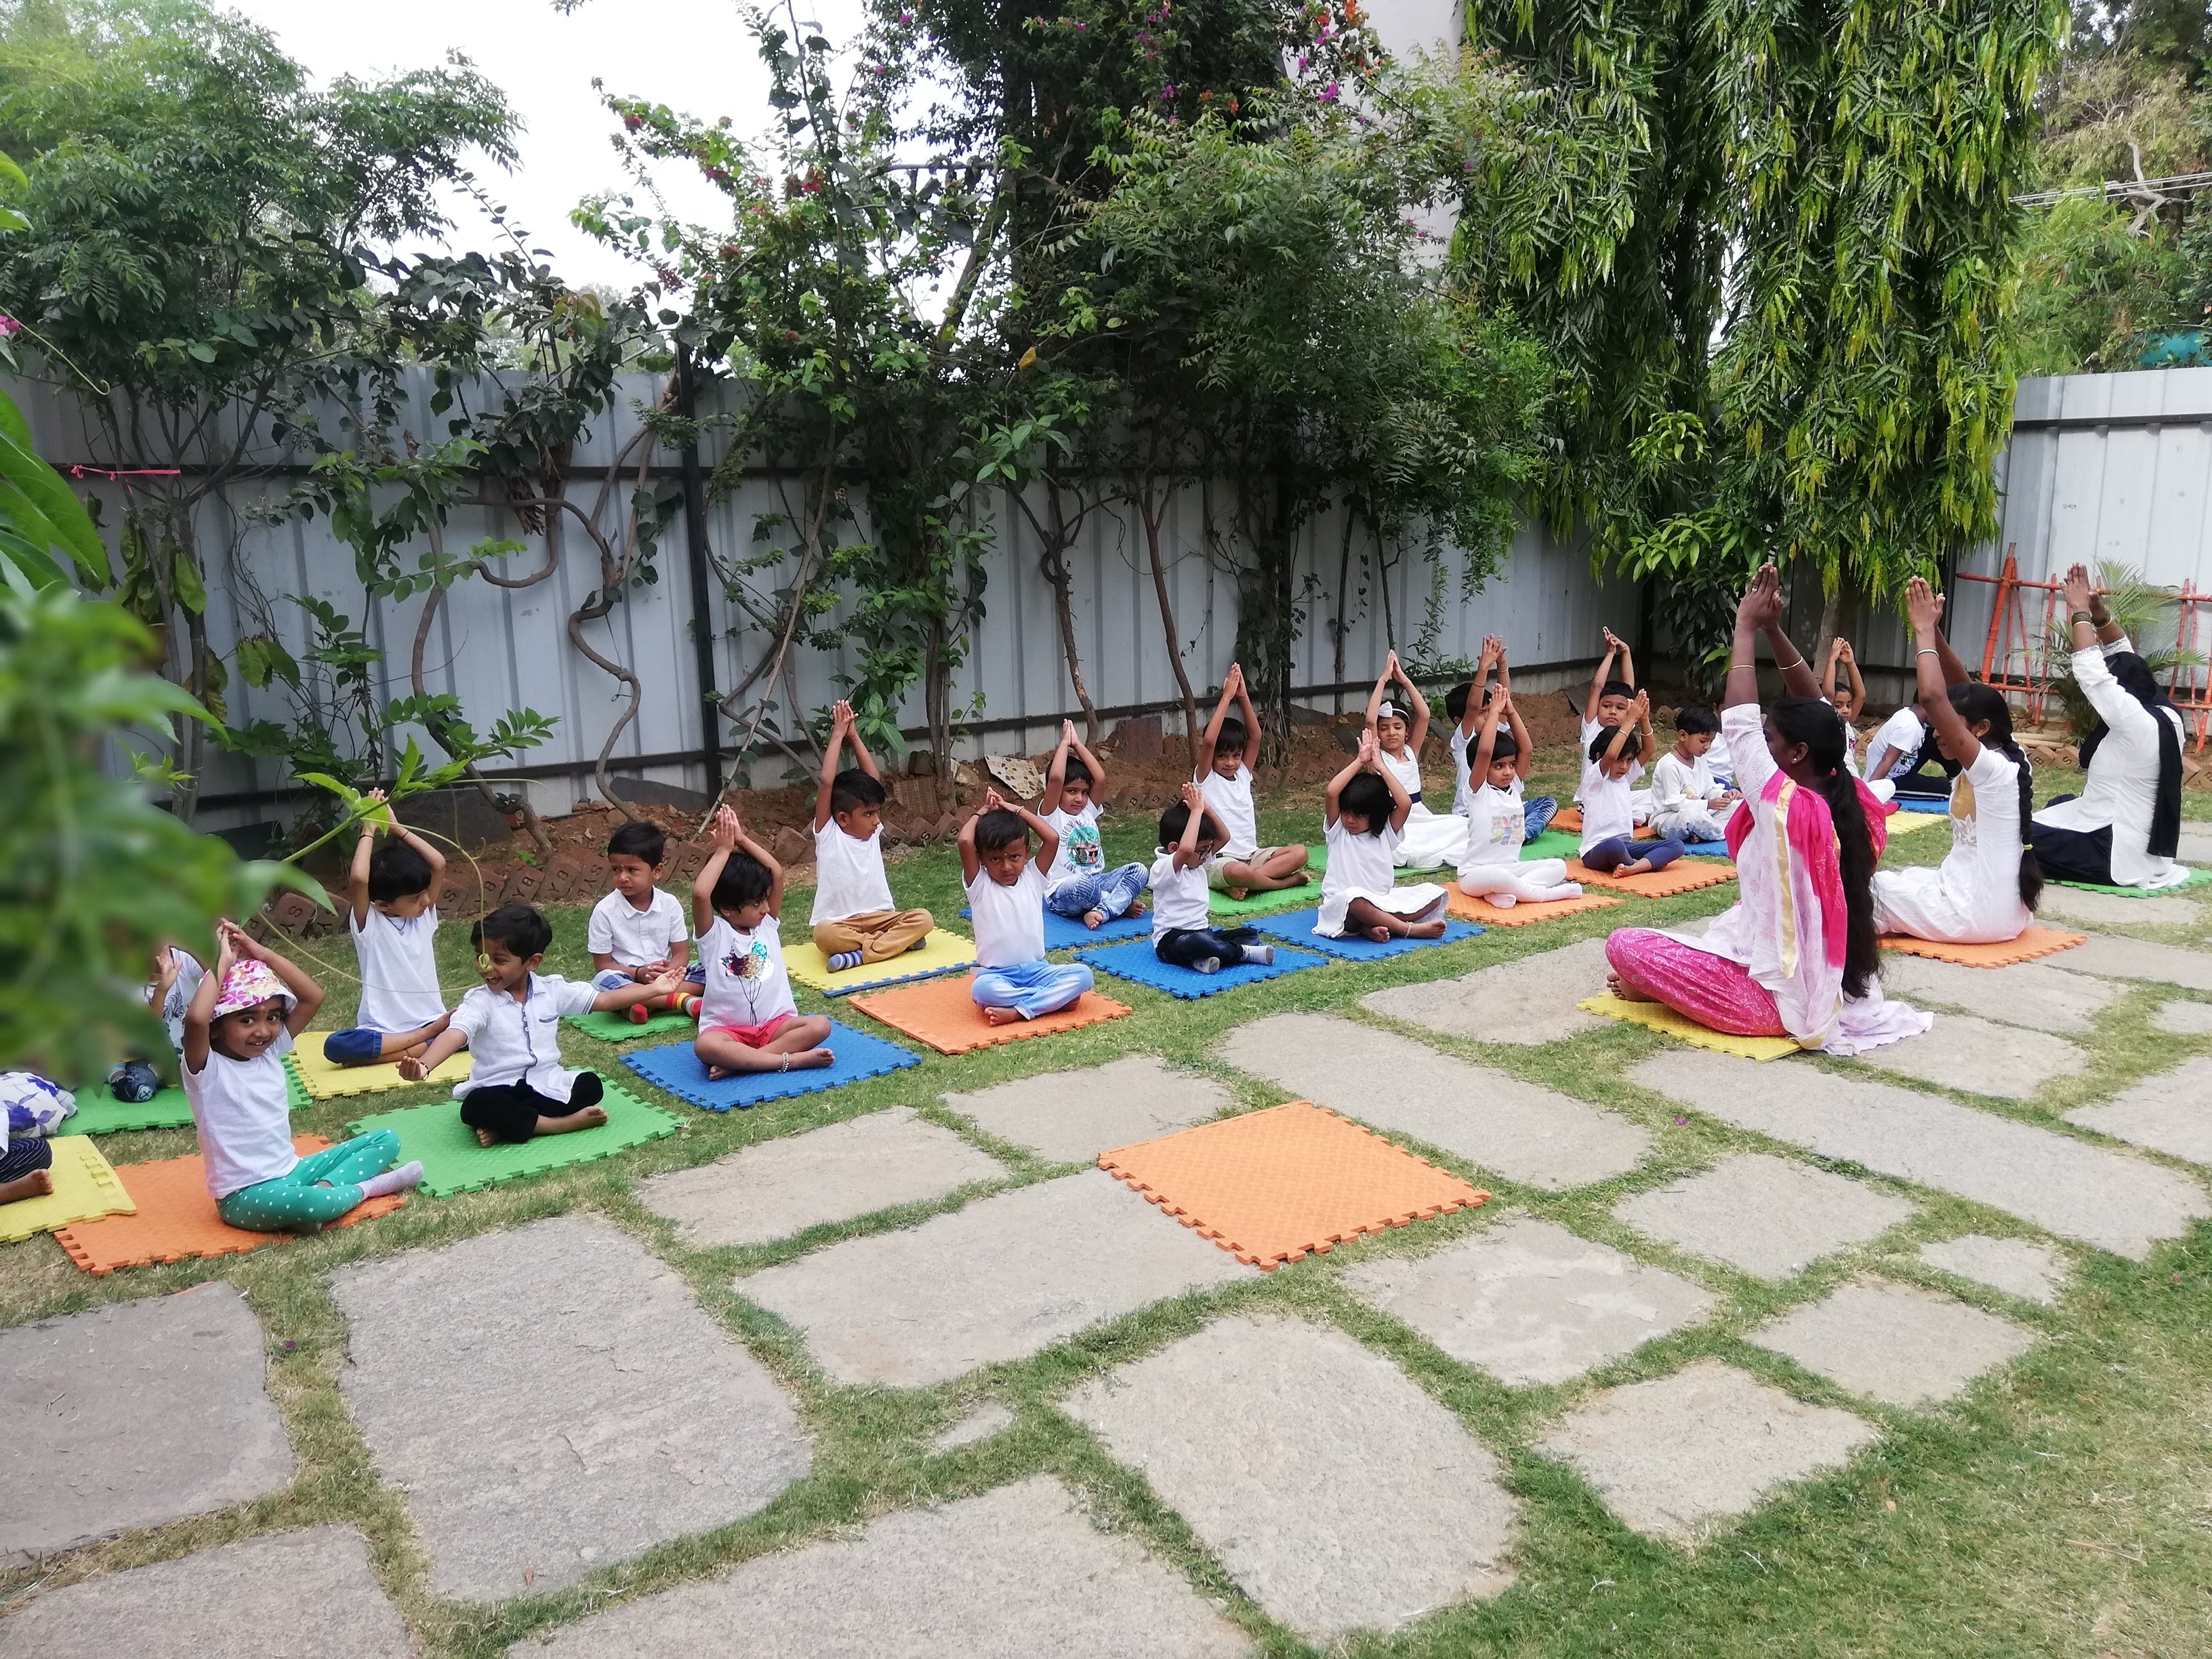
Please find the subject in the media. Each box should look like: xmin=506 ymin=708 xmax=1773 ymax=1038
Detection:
xmin=359 ymin=1162 xmax=424 ymax=1200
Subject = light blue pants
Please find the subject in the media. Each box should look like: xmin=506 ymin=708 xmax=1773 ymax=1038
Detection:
xmin=1044 ymin=863 xmax=1149 ymax=920
xmin=970 ymin=959 xmax=1094 ymax=1020
xmin=216 ymin=1129 xmax=401 ymax=1233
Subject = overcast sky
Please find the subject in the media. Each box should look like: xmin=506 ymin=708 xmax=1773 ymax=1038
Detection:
xmin=228 ymin=0 xmax=867 ymax=289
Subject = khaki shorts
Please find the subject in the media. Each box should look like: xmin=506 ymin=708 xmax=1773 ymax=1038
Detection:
xmin=1206 ymin=848 xmax=1298 ymax=888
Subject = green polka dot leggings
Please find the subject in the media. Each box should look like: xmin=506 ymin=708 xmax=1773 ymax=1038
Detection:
xmin=216 ymin=1130 xmax=401 ymax=1233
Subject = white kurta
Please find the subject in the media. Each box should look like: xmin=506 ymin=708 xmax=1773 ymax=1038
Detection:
xmin=1317 ymin=819 xmax=1446 ymax=937
xmin=1377 ymin=747 xmax=1468 ymax=869
xmin=1870 ymin=744 xmax=2033 ymax=943
xmin=2032 ymin=640 xmax=2188 ymax=890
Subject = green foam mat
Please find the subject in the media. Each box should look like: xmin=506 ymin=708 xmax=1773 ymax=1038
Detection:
xmin=564 ymin=1007 xmax=697 ymax=1043
xmin=1207 ymin=847 xmax=1329 ymax=918
xmin=1519 ymin=829 xmax=1580 ymax=862
xmin=2052 ymin=866 xmax=2212 ymax=898
xmin=346 ymin=1082 xmax=681 ymax=1197
xmin=67 ymin=1080 xmax=195 ymax=1134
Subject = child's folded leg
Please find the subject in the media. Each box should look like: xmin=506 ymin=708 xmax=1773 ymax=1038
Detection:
xmin=459 ymin=1074 xmax=608 ymax=1146
xmin=0 ymin=1134 xmax=54 ymax=1204
xmin=696 ymin=1015 xmax=834 ymax=1074
xmin=592 ymin=968 xmax=635 ymax=992
xmin=324 ymin=1020 xmax=448 ymax=1067
xmin=1097 ymin=863 xmax=1149 ymax=917
xmin=813 ymin=908 xmax=937 ymax=965
xmin=1458 ymin=860 xmax=1583 ymax=906
xmin=1043 ymin=873 xmax=1105 ymax=920
xmin=214 ymin=1129 xmax=417 ymax=1234
xmin=1580 ymin=836 xmax=1636 ymax=874
xmin=973 ymin=960 xmax=1093 ymax=1022
xmin=1604 ymin=927 xmax=1786 ymax=1036
xmin=1523 ymin=796 xmax=1559 ymax=840
xmin=1641 ymin=838 xmax=1686 ymax=870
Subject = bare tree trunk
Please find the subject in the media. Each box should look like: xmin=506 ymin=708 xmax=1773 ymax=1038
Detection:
xmin=1137 ymin=474 xmax=1200 ymax=770
xmin=1331 ymin=508 xmax=1355 ymax=711
xmin=924 ymin=619 xmax=954 ymax=792
xmin=409 ymin=555 xmax=554 ymax=861
xmin=1040 ymin=480 xmax=1102 ymax=745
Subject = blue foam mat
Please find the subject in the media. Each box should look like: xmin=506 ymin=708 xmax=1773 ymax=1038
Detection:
xmin=1896 ymin=796 xmax=1950 ymax=813
xmin=621 ymin=1020 xmax=920 ymax=1111
xmin=1246 ymin=905 xmax=1484 ymax=961
xmin=960 ymin=904 xmax=1152 ymax=950
xmin=1077 ymin=937 xmax=1326 ymax=1000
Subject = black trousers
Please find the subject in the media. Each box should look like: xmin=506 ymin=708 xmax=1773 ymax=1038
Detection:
xmin=2031 ymin=796 xmax=2113 ymax=885
xmin=459 ymin=1071 xmax=605 ymax=1144
xmin=1155 ymin=925 xmax=1258 ymax=969
xmin=0 ymin=1136 xmax=52 ymax=1183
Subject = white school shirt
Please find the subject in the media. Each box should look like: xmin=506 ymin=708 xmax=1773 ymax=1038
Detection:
xmin=348 ymin=905 xmax=446 ymax=1033
xmin=146 ymin=950 xmax=206 ymax=1052
xmin=1197 ymin=764 xmax=1260 ymax=858
xmin=2034 ymin=640 xmax=2188 ymax=888
xmin=811 ymin=819 xmax=896 ymax=924
xmin=449 ymin=974 xmax=599 ymax=1103
xmin=1579 ymin=768 xmax=1637 ymax=852
xmin=1448 ymin=725 xmax=1478 ymax=816
xmin=1650 ymin=751 xmax=1721 ymax=815
xmin=697 ymin=914 xmax=796 ymax=1029
xmin=587 ymin=887 xmax=689 ymax=968
xmin=1865 ymin=707 xmax=1926 ymax=780
xmin=1458 ymin=779 xmax=1525 ymax=869
xmin=1043 ymin=802 xmax=1105 ymax=891
xmin=183 ymin=1027 xmax=298 ymax=1200
xmin=966 ymin=861 xmax=1048 ymax=968
xmin=1322 ymin=817 xmax=1400 ymax=903
xmin=1149 ymin=850 xmax=1212 ymax=937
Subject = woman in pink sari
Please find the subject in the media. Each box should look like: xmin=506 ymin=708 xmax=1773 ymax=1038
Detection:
xmin=1605 ymin=565 xmax=1929 ymax=1055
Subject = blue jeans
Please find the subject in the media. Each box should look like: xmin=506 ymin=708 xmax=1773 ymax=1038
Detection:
xmin=1523 ymin=796 xmax=1559 ymax=840
xmin=1045 ymin=863 xmax=1149 ymax=920
xmin=1582 ymin=835 xmax=1684 ymax=874
xmin=322 ymin=1027 xmax=390 ymax=1066
xmin=970 ymin=959 xmax=1094 ymax=1020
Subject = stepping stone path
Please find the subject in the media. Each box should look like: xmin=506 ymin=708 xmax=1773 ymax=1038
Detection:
xmin=1851 ymin=1012 xmax=2087 ymax=1101
xmin=519 ymin=1475 xmax=1253 ymax=1658
xmin=1339 ymin=1215 xmax=1714 ymax=1385
xmin=2036 ymin=886 xmax=2202 ymax=929
xmin=1613 ymin=1153 xmax=1916 ymax=1281
xmin=739 ymin=1170 xmax=1254 ymax=1387
xmin=933 ymin=1400 xmax=1015 ymax=1452
xmin=0 ymin=1282 xmax=291 ymax=1563
xmin=1064 ymin=1315 xmax=1516 ymax=1639
xmin=1748 ymin=1280 xmax=2035 ymax=1408
xmin=1877 ymin=954 xmax=2121 ymax=1036
xmin=2056 ymin=934 xmax=2212 ymax=993
xmin=1360 ymin=937 xmax=1612 ymax=1046
xmin=0 ymin=1526 xmax=409 ymax=1659
xmin=1535 ymin=1358 xmax=1879 ymax=1543
xmin=333 ymin=1213 xmax=811 ymax=1601
xmin=1918 ymin=1235 xmax=2071 ymax=1305
xmin=1631 ymin=1049 xmax=2209 ymax=1261
xmin=943 ymin=1054 xmax=1231 ymax=1163
xmin=1218 ymin=1012 xmax=1650 ymax=1189
xmin=2153 ymin=999 xmax=2212 ymax=1035
xmin=2175 ymin=825 xmax=2212 ymax=865
xmin=2066 ymin=1057 xmax=2212 ymax=1166
xmin=636 ymin=1106 xmax=1004 ymax=1249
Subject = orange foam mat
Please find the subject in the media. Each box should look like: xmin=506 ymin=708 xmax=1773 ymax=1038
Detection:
xmin=1445 ymin=888 xmax=1625 ymax=927
xmin=55 ymin=1135 xmax=406 ymax=1275
xmin=849 ymin=972 xmax=1133 ymax=1055
xmin=1566 ymin=859 xmax=1739 ymax=898
xmin=1878 ymin=926 xmax=2087 ymax=968
xmin=1099 ymin=1101 xmax=1488 ymax=1269
xmin=1551 ymin=806 xmax=1583 ymax=834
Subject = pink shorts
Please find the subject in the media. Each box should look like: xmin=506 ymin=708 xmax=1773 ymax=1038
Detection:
xmin=702 ymin=1012 xmax=796 ymax=1048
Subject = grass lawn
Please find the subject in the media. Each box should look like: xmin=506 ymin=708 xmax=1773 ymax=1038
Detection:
xmin=5 ymin=756 xmax=2211 ymax=1658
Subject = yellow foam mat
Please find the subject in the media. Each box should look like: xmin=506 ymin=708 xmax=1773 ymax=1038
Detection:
xmin=1578 ymin=994 xmax=1805 ymax=1062
xmin=0 ymin=1136 xmax=136 ymax=1243
xmin=785 ymin=928 xmax=977 ymax=994
xmin=287 ymin=1029 xmax=472 ymax=1099
xmin=1881 ymin=810 xmax=1947 ymax=836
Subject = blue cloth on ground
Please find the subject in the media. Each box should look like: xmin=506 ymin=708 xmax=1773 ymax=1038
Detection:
xmin=1246 ymin=906 xmax=1484 ymax=961
xmin=622 ymin=1020 xmax=919 ymax=1111
xmin=1897 ymin=796 xmax=1950 ymax=813
xmin=1077 ymin=938 xmax=1326 ymax=1000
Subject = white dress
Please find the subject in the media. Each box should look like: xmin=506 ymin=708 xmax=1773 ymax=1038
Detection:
xmin=1870 ymin=745 xmax=2033 ymax=942
xmin=1378 ymin=747 xmax=1467 ymax=869
xmin=1316 ymin=819 xmax=1446 ymax=937
xmin=2032 ymin=638 xmax=2189 ymax=890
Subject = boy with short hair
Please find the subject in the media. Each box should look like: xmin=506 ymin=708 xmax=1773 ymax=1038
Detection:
xmin=691 ymin=804 xmax=834 ymax=1075
xmin=325 ymin=790 xmax=451 ymax=1067
xmin=1447 ymin=635 xmax=1557 ymax=840
xmin=961 ymin=789 xmax=1097 ymax=1025
xmin=1195 ymin=664 xmax=1308 ymax=900
xmin=1648 ymin=706 xmax=1740 ymax=843
xmin=811 ymin=700 xmax=935 ymax=971
xmin=1149 ymin=781 xmax=1275 ymax=974
xmin=1040 ymin=719 xmax=1149 ymax=929
xmin=589 ymin=819 xmax=693 ymax=1020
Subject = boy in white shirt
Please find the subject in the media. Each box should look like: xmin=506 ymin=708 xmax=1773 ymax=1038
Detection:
xmin=1580 ymin=694 xmax=1687 ymax=876
xmin=1040 ymin=720 xmax=1148 ymax=929
xmin=325 ymin=791 xmax=452 ymax=1068
xmin=399 ymin=904 xmax=678 ymax=1145
xmin=962 ymin=789 xmax=1096 ymax=1024
xmin=1454 ymin=687 xmax=1584 ymax=908
xmin=691 ymin=805 xmax=833 ymax=1075
xmin=1647 ymin=706 xmax=1740 ymax=842
xmin=589 ymin=820 xmax=693 ymax=1022
xmin=1195 ymin=664 xmax=1308 ymax=899
xmin=1447 ymin=636 xmax=1558 ymax=839
xmin=1576 ymin=626 xmax=1656 ymax=822
xmin=107 ymin=941 xmax=207 ymax=1102
xmin=811 ymin=700 xmax=934 ymax=972
xmin=1150 ymin=782 xmax=1275 ymax=974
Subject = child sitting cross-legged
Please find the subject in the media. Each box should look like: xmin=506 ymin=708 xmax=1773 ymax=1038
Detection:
xmin=0 ymin=1072 xmax=77 ymax=1205
xmin=1150 ymin=782 xmax=1277 ymax=975
xmin=184 ymin=922 xmax=424 ymax=1232
xmin=962 ymin=788 xmax=1097 ymax=1025
xmin=1039 ymin=720 xmax=1149 ymax=929
xmin=398 ymin=904 xmax=680 ymax=1147
xmin=1647 ymin=706 xmax=1740 ymax=844
xmin=1580 ymin=692 xmax=1687 ymax=878
xmin=812 ymin=699 xmax=935 ymax=971
xmin=324 ymin=792 xmax=453 ymax=1069
xmin=1196 ymin=663 xmax=1309 ymax=899
xmin=590 ymin=819 xmax=693 ymax=1021
xmin=690 ymin=805 xmax=835 ymax=1075
xmin=1454 ymin=683 xmax=1584 ymax=909
xmin=1319 ymin=730 xmax=1450 ymax=941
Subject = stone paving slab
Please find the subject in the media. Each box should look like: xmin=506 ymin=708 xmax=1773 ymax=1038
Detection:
xmin=1359 ymin=937 xmax=1612 ymax=1046
xmin=1917 ymin=1235 xmax=2071 ymax=1305
xmin=1340 ymin=1216 xmax=1715 ymax=1385
xmin=739 ymin=1170 xmax=1254 ymax=1388
xmin=1748 ymin=1280 xmax=2035 ymax=1408
xmin=1612 ymin=1154 xmax=1915 ymax=1281
xmin=2035 ymin=886 xmax=2203 ymax=929
xmin=2055 ymin=934 xmax=2212 ymax=992
xmin=0 ymin=1526 xmax=411 ymax=1658
xmin=2066 ymin=1057 xmax=2212 ymax=1166
xmin=1218 ymin=1013 xmax=1650 ymax=1190
xmin=942 ymin=1055 xmax=1231 ymax=1164
xmin=332 ymin=1214 xmax=810 ymax=1602
xmin=2152 ymin=999 xmax=2212 ymax=1035
xmin=0 ymin=1281 xmax=291 ymax=1563
xmin=1877 ymin=954 xmax=2121 ymax=1036
xmin=520 ymin=1475 xmax=1253 ymax=1658
xmin=1534 ymin=1358 xmax=1879 ymax=1543
xmin=1629 ymin=1050 xmax=2210 ymax=1261
xmin=636 ymin=1107 xmax=1004 ymax=1249
xmin=932 ymin=1400 xmax=1015 ymax=1452
xmin=2175 ymin=825 xmax=2212 ymax=865
xmin=1065 ymin=1315 xmax=1516 ymax=1639
xmin=1851 ymin=1012 xmax=2087 ymax=1101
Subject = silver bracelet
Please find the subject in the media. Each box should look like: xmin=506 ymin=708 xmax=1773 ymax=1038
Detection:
xmin=1917 ymin=648 xmax=1939 ymax=657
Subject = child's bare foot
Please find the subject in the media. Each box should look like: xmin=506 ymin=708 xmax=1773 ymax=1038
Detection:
xmin=1083 ymin=909 xmax=1107 ymax=929
xmin=474 ymin=1126 xmax=499 ymax=1148
xmin=1126 ymin=900 xmax=1147 ymax=917
xmin=1227 ymin=886 xmax=1250 ymax=901
xmin=983 ymin=1005 xmax=1023 ymax=1025
xmin=539 ymin=1104 xmax=609 ymax=1136
xmin=1365 ymin=925 xmax=1394 ymax=943
xmin=1621 ymin=857 xmax=1655 ymax=876
xmin=1607 ymin=971 xmax=1658 ymax=1003
xmin=788 ymin=1047 xmax=835 ymax=1068
xmin=0 ymin=1168 xmax=54 ymax=1204
xmin=1408 ymin=919 xmax=1446 ymax=939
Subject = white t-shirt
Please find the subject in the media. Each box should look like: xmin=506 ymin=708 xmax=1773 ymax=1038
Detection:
xmin=1458 ymin=779 xmax=1525 ymax=869
xmin=1866 ymin=708 xmax=1926 ymax=779
xmin=1580 ymin=718 xmax=1645 ymax=790
xmin=1448 ymin=726 xmax=1478 ymax=817
xmin=1044 ymin=802 xmax=1105 ymax=891
xmin=183 ymin=1027 xmax=298 ymax=1200
xmin=1197 ymin=764 xmax=1259 ymax=858
xmin=966 ymin=861 xmax=1048 ymax=968
xmin=1149 ymin=850 xmax=1212 ymax=936
xmin=1322 ymin=817 xmax=1400 ymax=902
xmin=449 ymin=973 xmax=599 ymax=1104
xmin=811 ymin=819 xmax=895 ymax=924
xmin=1580 ymin=769 xmax=1637 ymax=851
xmin=588 ymin=887 xmax=689 ymax=968
xmin=2033 ymin=640 xmax=2188 ymax=888
xmin=1650 ymin=751 xmax=1721 ymax=813
xmin=147 ymin=950 xmax=206 ymax=1052
xmin=348 ymin=905 xmax=445 ymax=1034
xmin=696 ymin=914 xmax=796 ymax=1029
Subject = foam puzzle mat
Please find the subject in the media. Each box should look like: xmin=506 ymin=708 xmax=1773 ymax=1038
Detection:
xmin=1445 ymin=888 xmax=1626 ymax=926
xmin=785 ymin=929 xmax=977 ymax=995
xmin=1247 ymin=905 xmax=1483 ymax=961
xmin=1877 ymin=925 xmax=2087 ymax=967
xmin=346 ymin=1084 xmax=680 ymax=1196
xmin=962 ymin=904 xmax=1152 ymax=950
xmin=1578 ymin=993 xmax=1804 ymax=1061
xmin=565 ymin=1006 xmax=698 ymax=1044
xmin=2051 ymin=866 xmax=2212 ymax=897
xmin=0 ymin=1137 xmax=134 ymax=1244
xmin=1078 ymin=938 xmax=1328 ymax=1000
xmin=1565 ymin=859 xmax=1739 ymax=898
xmin=64 ymin=1080 xmax=197 ymax=1135
xmin=287 ymin=1030 xmax=471 ymax=1099
xmin=621 ymin=1021 xmax=920 ymax=1110
xmin=850 ymin=973 xmax=1132 ymax=1054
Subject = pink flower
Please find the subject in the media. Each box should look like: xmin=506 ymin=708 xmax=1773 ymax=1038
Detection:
xmin=0 ymin=315 xmax=19 ymax=339
xmin=1319 ymin=81 xmax=1339 ymax=102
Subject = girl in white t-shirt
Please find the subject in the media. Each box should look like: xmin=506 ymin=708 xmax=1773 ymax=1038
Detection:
xmin=1364 ymin=650 xmax=1467 ymax=869
xmin=1454 ymin=688 xmax=1584 ymax=908
xmin=1039 ymin=721 xmax=1149 ymax=928
xmin=1580 ymin=694 xmax=1687 ymax=876
xmin=691 ymin=806 xmax=834 ymax=1075
xmin=1318 ymin=731 xmax=1449 ymax=941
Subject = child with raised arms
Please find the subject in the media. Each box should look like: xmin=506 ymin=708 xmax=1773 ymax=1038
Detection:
xmin=690 ymin=805 xmax=834 ymax=1074
xmin=1195 ymin=664 xmax=1309 ymax=899
xmin=589 ymin=819 xmax=693 ymax=1019
xmin=324 ymin=792 xmax=452 ymax=1068
xmin=1647 ymin=707 xmax=1740 ymax=844
xmin=962 ymin=789 xmax=1097 ymax=1024
xmin=1454 ymin=683 xmax=1584 ymax=909
xmin=1039 ymin=720 xmax=1149 ymax=930
xmin=1151 ymin=782 xmax=1277 ymax=974
xmin=1319 ymin=729 xmax=1450 ymax=941
xmin=1580 ymin=693 xmax=1686 ymax=876
xmin=812 ymin=700 xmax=935 ymax=970
xmin=1365 ymin=649 xmax=1465 ymax=869
xmin=1446 ymin=636 xmax=1557 ymax=839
